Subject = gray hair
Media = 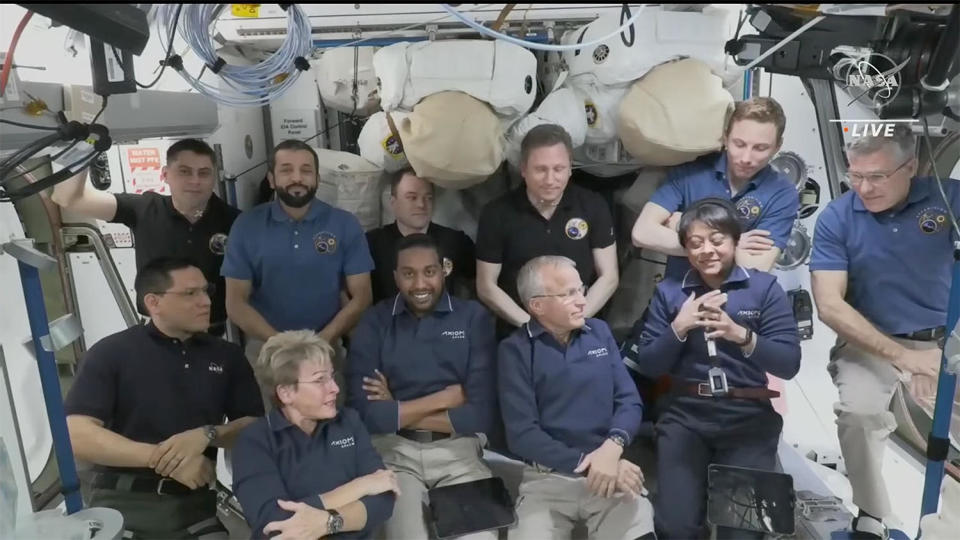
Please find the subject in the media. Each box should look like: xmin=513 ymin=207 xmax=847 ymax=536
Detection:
xmin=257 ymin=330 xmax=335 ymax=406
xmin=846 ymin=123 xmax=916 ymax=164
xmin=517 ymin=255 xmax=577 ymax=306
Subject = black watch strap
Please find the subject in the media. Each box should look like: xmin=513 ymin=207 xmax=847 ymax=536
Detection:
xmin=738 ymin=328 xmax=754 ymax=347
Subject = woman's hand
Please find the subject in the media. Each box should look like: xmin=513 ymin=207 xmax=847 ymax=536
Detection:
xmin=263 ymin=500 xmax=329 ymax=539
xmin=671 ymin=290 xmax=727 ymax=339
xmin=363 ymin=468 xmax=402 ymax=496
xmin=696 ymin=304 xmax=749 ymax=345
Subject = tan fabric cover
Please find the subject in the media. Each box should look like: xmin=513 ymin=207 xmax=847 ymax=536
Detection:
xmin=618 ymin=58 xmax=733 ymax=166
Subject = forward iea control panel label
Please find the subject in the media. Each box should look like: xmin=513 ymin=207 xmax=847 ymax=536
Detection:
xmin=231 ymin=4 xmax=260 ymax=17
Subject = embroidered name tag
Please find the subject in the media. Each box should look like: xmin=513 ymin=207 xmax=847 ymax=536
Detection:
xmin=331 ymin=436 xmax=355 ymax=449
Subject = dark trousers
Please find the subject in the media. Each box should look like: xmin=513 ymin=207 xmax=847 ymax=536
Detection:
xmin=654 ymin=408 xmax=781 ymax=540
xmin=89 ymin=486 xmax=226 ymax=539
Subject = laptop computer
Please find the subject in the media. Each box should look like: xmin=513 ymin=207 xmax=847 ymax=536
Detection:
xmin=428 ymin=477 xmax=517 ymax=539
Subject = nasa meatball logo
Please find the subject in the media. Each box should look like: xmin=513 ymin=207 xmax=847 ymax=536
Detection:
xmin=735 ymin=197 xmax=763 ymax=223
xmin=917 ymin=207 xmax=948 ymax=234
xmin=565 ymin=218 xmax=589 ymax=240
xmin=314 ymin=231 xmax=338 ymax=254
xmin=208 ymin=233 xmax=228 ymax=255
xmin=382 ymin=134 xmax=404 ymax=159
xmin=442 ymin=257 xmax=454 ymax=277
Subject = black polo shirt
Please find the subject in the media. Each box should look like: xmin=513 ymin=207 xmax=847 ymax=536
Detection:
xmin=64 ymin=323 xmax=264 ymax=477
xmin=476 ymin=184 xmax=615 ymax=304
xmin=365 ymin=221 xmax=476 ymax=302
xmin=113 ymin=192 xmax=240 ymax=331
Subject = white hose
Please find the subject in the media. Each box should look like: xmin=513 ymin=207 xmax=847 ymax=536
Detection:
xmin=440 ymin=4 xmax=646 ymax=52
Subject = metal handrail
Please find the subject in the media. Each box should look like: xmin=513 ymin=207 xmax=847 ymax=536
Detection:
xmin=59 ymin=224 xmax=139 ymax=329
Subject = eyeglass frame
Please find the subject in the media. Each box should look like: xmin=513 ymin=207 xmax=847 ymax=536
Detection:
xmin=296 ymin=370 xmax=338 ymax=386
xmin=529 ymin=285 xmax=587 ymax=303
xmin=147 ymin=283 xmax=216 ymax=299
xmin=845 ymin=157 xmax=914 ymax=186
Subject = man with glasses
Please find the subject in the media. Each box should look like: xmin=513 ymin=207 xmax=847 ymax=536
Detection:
xmin=810 ymin=125 xmax=960 ymax=539
xmin=346 ymin=234 xmax=498 ymax=539
xmin=65 ymin=257 xmax=264 ymax=539
xmin=498 ymin=255 xmax=654 ymax=539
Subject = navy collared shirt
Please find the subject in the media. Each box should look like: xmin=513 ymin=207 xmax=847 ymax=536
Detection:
xmin=497 ymin=318 xmax=643 ymax=474
xmin=346 ymin=292 xmax=497 ymax=436
xmin=633 ymin=266 xmax=800 ymax=425
xmin=221 ymin=199 xmax=374 ymax=332
xmin=648 ymin=152 xmax=799 ymax=278
xmin=231 ymin=407 xmax=394 ymax=539
xmin=810 ymin=176 xmax=960 ymax=335
xmin=64 ymin=323 xmax=263 ymax=477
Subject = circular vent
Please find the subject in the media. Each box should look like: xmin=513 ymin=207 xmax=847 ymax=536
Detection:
xmin=770 ymin=151 xmax=807 ymax=188
xmin=776 ymin=222 xmax=812 ymax=270
xmin=593 ymin=44 xmax=610 ymax=64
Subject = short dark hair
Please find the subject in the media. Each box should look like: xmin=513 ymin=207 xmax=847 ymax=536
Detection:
xmin=677 ymin=198 xmax=742 ymax=248
xmin=269 ymin=140 xmax=319 ymax=174
xmin=394 ymin=233 xmax=440 ymax=270
xmin=724 ymin=97 xmax=786 ymax=145
xmin=520 ymin=124 xmax=573 ymax=166
xmin=133 ymin=257 xmax=199 ymax=316
xmin=389 ymin=166 xmax=433 ymax=197
xmin=167 ymin=139 xmax=216 ymax=165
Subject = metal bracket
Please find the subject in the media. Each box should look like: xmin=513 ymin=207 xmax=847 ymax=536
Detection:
xmin=39 ymin=314 xmax=83 ymax=353
xmin=426 ymin=24 xmax=438 ymax=41
xmin=1 ymin=240 xmax=57 ymax=272
xmin=945 ymin=318 xmax=960 ymax=375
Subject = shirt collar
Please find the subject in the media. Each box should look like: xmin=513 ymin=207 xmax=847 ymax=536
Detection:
xmin=144 ymin=321 xmax=207 ymax=345
xmin=514 ymin=186 xmax=574 ymax=215
xmin=269 ymin=199 xmax=327 ymax=223
xmin=390 ymin=291 xmax=455 ymax=317
xmin=163 ymin=194 xmax=220 ymax=222
xmin=524 ymin=318 xmax=593 ymax=340
xmin=267 ymin=408 xmax=333 ymax=433
xmin=852 ymin=176 xmax=930 ymax=213
xmin=680 ymin=265 xmax=751 ymax=291
xmin=713 ymin=152 xmax=777 ymax=191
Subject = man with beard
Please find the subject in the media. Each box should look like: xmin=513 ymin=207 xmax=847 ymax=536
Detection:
xmin=346 ymin=234 xmax=498 ymax=539
xmin=223 ymin=140 xmax=374 ymax=400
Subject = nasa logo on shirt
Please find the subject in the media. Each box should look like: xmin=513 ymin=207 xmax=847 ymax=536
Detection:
xmin=208 ymin=361 xmax=224 ymax=375
xmin=565 ymin=218 xmax=589 ymax=240
xmin=314 ymin=231 xmax=338 ymax=254
xmin=735 ymin=197 xmax=763 ymax=224
xmin=209 ymin=233 xmax=228 ymax=255
xmin=917 ymin=207 xmax=948 ymax=234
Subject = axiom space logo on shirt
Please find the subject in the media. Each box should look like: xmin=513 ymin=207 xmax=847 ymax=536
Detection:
xmin=331 ymin=436 xmax=355 ymax=449
xmin=587 ymin=347 xmax=609 ymax=358
xmin=441 ymin=330 xmax=466 ymax=340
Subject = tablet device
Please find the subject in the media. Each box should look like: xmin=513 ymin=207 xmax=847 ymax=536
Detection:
xmin=707 ymin=464 xmax=796 ymax=536
xmin=428 ymin=477 xmax=516 ymax=539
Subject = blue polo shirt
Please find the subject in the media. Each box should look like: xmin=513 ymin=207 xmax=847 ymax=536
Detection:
xmin=221 ymin=200 xmax=374 ymax=332
xmin=810 ymin=176 xmax=960 ymax=335
xmin=346 ymin=293 xmax=497 ymax=436
xmin=497 ymin=318 xmax=644 ymax=474
xmin=633 ymin=267 xmax=800 ymax=426
xmin=231 ymin=407 xmax=394 ymax=540
xmin=648 ymin=152 xmax=799 ymax=278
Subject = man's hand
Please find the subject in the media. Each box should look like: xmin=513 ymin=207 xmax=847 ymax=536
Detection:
xmin=573 ymin=439 xmax=623 ymax=498
xmin=318 ymin=327 xmax=337 ymax=346
xmin=671 ymin=290 xmax=727 ymax=339
xmin=149 ymin=428 xmax=210 ymax=476
xmin=362 ymin=468 xmax=402 ymax=496
xmin=168 ymin=455 xmax=215 ymax=490
xmin=908 ymin=373 xmax=939 ymax=401
xmin=894 ymin=348 xmax=941 ymax=379
xmin=737 ymin=229 xmax=775 ymax=255
xmin=615 ymin=459 xmax=645 ymax=497
xmin=363 ymin=369 xmax=393 ymax=401
xmin=263 ymin=500 xmax=329 ymax=540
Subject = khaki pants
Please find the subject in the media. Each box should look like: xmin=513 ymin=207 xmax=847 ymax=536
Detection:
xmin=509 ymin=466 xmax=654 ymax=540
xmin=245 ymin=338 xmax=346 ymax=411
xmin=829 ymin=337 xmax=959 ymax=518
xmin=89 ymin=486 xmax=226 ymax=539
xmin=372 ymin=434 xmax=497 ymax=540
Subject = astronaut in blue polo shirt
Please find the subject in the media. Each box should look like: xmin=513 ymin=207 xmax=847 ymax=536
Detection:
xmin=498 ymin=256 xmax=654 ymax=540
xmin=346 ymin=233 xmax=498 ymax=540
xmin=809 ymin=125 xmax=960 ymax=539
xmin=632 ymin=199 xmax=800 ymax=539
xmin=631 ymin=97 xmax=799 ymax=277
xmin=222 ymin=140 xmax=374 ymax=382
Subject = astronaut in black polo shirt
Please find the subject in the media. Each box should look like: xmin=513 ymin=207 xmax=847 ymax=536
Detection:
xmin=476 ymin=124 xmax=619 ymax=335
xmin=51 ymin=139 xmax=239 ymax=335
xmin=366 ymin=167 xmax=476 ymax=302
xmin=64 ymin=257 xmax=263 ymax=539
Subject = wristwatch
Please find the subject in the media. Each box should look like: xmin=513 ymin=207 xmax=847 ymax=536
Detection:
xmin=327 ymin=509 xmax=344 ymax=535
xmin=737 ymin=328 xmax=754 ymax=347
xmin=203 ymin=425 xmax=217 ymax=446
xmin=608 ymin=433 xmax=627 ymax=448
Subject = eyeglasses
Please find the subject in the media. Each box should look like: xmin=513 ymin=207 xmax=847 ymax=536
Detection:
xmin=531 ymin=285 xmax=586 ymax=304
xmin=150 ymin=284 xmax=216 ymax=299
xmin=297 ymin=372 xmax=336 ymax=386
xmin=845 ymin=158 xmax=912 ymax=186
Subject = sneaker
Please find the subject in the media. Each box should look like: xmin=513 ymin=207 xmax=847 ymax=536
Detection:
xmin=850 ymin=515 xmax=889 ymax=540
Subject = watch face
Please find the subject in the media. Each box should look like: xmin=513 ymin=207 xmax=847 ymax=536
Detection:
xmin=328 ymin=512 xmax=344 ymax=533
